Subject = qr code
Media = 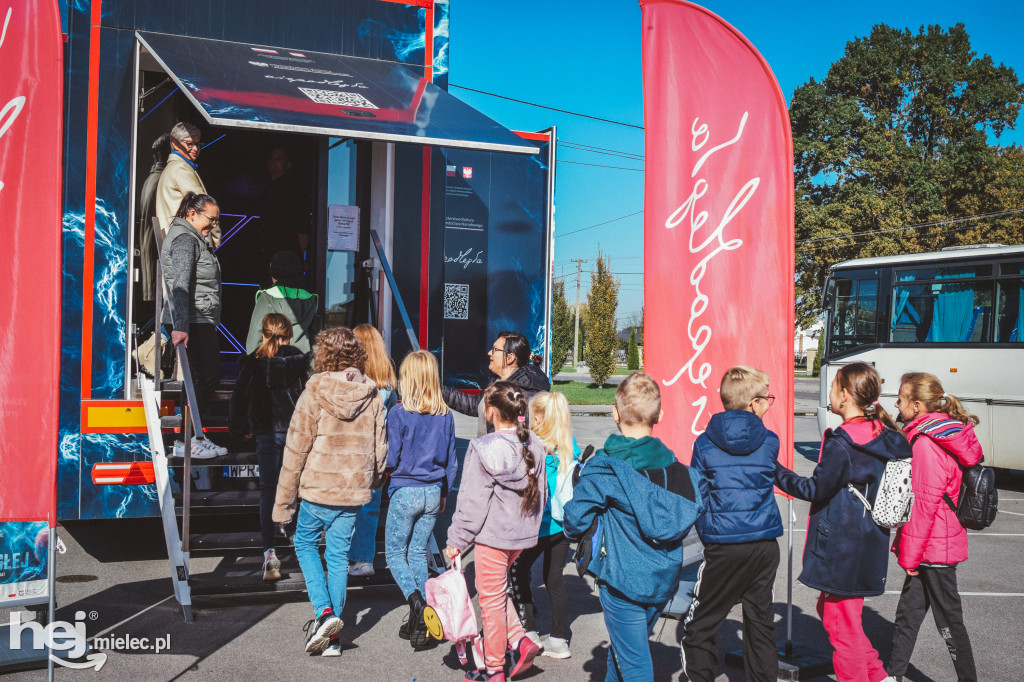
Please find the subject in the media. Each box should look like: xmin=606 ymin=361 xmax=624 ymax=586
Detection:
xmin=298 ymin=88 xmax=378 ymax=109
xmin=444 ymin=283 xmax=469 ymax=320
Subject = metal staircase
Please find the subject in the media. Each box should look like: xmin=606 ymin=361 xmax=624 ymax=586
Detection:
xmin=141 ymin=220 xmax=442 ymax=622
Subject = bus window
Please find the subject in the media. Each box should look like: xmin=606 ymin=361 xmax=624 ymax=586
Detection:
xmin=995 ymin=262 xmax=1024 ymax=342
xmin=891 ymin=280 xmax=994 ymax=343
xmin=828 ymin=276 xmax=879 ymax=355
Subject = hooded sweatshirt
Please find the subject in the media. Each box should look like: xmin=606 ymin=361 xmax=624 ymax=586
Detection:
xmin=892 ymin=413 xmax=984 ymax=570
xmin=691 ymin=410 xmax=784 ymax=544
xmin=599 ymin=433 xmax=676 ymax=471
xmin=272 ymin=368 xmax=386 ymax=522
xmin=229 ymin=344 xmax=311 ymax=434
xmin=775 ymin=420 xmax=912 ymax=597
xmin=442 ymin=364 xmax=551 ymax=437
xmin=564 ymin=456 xmax=703 ymax=604
xmin=446 ymin=429 xmax=548 ymax=551
xmin=245 ymin=285 xmax=321 ymax=354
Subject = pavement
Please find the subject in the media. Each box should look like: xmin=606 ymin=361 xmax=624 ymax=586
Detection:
xmin=4 ymin=377 xmax=1024 ymax=681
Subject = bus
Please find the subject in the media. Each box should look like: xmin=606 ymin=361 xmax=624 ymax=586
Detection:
xmin=818 ymin=244 xmax=1024 ymax=470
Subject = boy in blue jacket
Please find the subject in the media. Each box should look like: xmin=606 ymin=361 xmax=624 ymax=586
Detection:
xmin=680 ymin=366 xmax=784 ymax=682
xmin=564 ymin=373 xmax=703 ymax=682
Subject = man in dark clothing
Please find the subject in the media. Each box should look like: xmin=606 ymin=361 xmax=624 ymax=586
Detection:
xmin=441 ymin=331 xmax=550 ymax=437
xmin=138 ymin=133 xmax=171 ymax=302
xmin=253 ymin=147 xmax=312 ymax=269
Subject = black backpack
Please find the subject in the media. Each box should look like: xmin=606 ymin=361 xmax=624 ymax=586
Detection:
xmin=911 ymin=428 xmax=998 ymax=531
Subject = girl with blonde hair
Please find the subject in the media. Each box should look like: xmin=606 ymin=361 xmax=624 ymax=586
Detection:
xmin=508 ymin=391 xmax=581 ymax=659
xmin=887 ymin=372 xmax=981 ymax=682
xmin=384 ymin=350 xmax=456 ymax=648
xmin=348 ymin=324 xmax=398 ymax=578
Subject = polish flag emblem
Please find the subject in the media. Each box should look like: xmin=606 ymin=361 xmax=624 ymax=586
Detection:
xmin=462 ymin=167 xmax=473 ymax=179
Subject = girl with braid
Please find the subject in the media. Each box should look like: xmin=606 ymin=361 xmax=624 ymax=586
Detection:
xmin=445 ymin=382 xmax=548 ymax=682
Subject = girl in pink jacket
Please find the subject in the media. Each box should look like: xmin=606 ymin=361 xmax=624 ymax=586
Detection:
xmin=888 ymin=372 xmax=982 ymax=682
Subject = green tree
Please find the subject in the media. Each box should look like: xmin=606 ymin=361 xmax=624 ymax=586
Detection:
xmin=585 ymin=252 xmax=619 ymax=386
xmin=627 ymin=327 xmax=640 ymax=370
xmin=791 ymin=23 xmax=1024 ymax=326
xmin=574 ymin=302 xmax=589 ymax=366
xmin=550 ymin=280 xmax=573 ymax=376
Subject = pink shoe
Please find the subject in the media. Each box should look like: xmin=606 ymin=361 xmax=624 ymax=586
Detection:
xmin=507 ymin=636 xmax=541 ymax=679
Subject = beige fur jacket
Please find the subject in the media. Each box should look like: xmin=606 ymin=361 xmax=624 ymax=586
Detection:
xmin=273 ymin=368 xmax=387 ymax=522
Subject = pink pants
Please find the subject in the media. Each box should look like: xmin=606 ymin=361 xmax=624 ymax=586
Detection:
xmin=474 ymin=544 xmax=526 ymax=672
xmin=817 ymin=593 xmax=888 ymax=682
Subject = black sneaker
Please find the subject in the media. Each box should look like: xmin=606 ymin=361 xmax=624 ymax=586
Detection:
xmin=303 ymin=611 xmax=342 ymax=654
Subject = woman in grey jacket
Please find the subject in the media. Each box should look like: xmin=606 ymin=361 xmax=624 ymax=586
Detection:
xmin=160 ymin=192 xmax=225 ymax=457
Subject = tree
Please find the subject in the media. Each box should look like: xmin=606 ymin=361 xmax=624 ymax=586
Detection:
xmin=550 ymin=281 xmax=573 ymax=377
xmin=791 ymin=23 xmax=1024 ymax=327
xmin=627 ymin=327 xmax=640 ymax=370
xmin=574 ymin=302 xmax=589 ymax=365
xmin=585 ymin=252 xmax=620 ymax=386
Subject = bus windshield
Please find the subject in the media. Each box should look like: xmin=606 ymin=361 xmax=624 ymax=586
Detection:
xmin=826 ymin=269 xmax=879 ymax=356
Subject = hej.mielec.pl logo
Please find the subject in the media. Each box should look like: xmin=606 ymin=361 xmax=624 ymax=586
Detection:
xmin=8 ymin=610 xmax=107 ymax=670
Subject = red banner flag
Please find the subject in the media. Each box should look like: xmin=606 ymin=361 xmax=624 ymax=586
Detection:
xmin=0 ymin=1 xmax=64 ymax=524
xmin=641 ymin=0 xmax=794 ymax=471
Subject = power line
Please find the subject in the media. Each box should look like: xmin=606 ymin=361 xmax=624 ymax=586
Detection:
xmin=796 ymin=208 xmax=1024 ymax=247
xmin=558 ymin=139 xmax=643 ymax=159
xmin=449 ymin=84 xmax=644 ymax=130
xmin=555 ymin=210 xmax=644 ymax=238
xmin=557 ymin=159 xmax=644 ymax=172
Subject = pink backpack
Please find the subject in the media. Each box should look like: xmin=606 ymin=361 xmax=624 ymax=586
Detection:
xmin=424 ymin=554 xmax=484 ymax=668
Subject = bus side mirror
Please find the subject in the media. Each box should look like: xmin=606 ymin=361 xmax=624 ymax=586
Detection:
xmin=821 ymin=280 xmax=835 ymax=311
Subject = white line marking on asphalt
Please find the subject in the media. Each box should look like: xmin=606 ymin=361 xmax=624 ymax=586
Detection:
xmin=88 ymin=595 xmax=173 ymax=641
xmin=966 ymin=533 xmax=1024 ymax=536
xmin=885 ymin=591 xmax=1024 ymax=597
xmin=997 ymin=510 xmax=1024 ymax=517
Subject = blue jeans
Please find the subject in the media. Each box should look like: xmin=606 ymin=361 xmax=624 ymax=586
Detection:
xmin=599 ymin=584 xmax=666 ymax=682
xmin=256 ymin=432 xmax=286 ymax=552
xmin=293 ymin=500 xmax=359 ymax=617
xmin=384 ymin=485 xmax=441 ymax=598
xmin=349 ymin=486 xmax=382 ymax=564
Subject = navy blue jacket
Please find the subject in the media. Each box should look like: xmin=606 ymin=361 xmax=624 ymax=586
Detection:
xmin=691 ymin=410 xmax=784 ymax=544
xmin=775 ymin=425 xmax=912 ymax=597
xmin=385 ymin=404 xmax=458 ymax=495
xmin=564 ymin=457 xmax=703 ymax=605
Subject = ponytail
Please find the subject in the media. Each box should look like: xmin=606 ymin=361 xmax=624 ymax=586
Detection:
xmin=484 ymin=381 xmax=540 ymax=513
xmin=836 ymin=362 xmax=900 ymax=433
xmin=255 ymin=313 xmax=293 ymax=359
xmin=863 ymin=400 xmax=901 ymax=434
xmin=943 ymin=393 xmax=980 ymax=426
xmin=175 ymin=191 xmax=218 ymax=219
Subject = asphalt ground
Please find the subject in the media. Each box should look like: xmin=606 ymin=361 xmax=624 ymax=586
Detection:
xmin=4 ymin=380 xmax=1024 ymax=681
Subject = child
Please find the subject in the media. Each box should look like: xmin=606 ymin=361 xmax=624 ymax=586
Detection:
xmin=509 ymin=391 xmax=580 ymax=659
xmin=384 ymin=350 xmax=457 ymax=649
xmin=774 ymin=362 xmax=911 ymax=682
xmin=229 ymin=313 xmax=310 ymax=581
xmin=445 ymin=381 xmax=548 ymax=682
xmin=348 ymin=323 xmax=399 ymax=578
xmin=564 ymin=372 xmax=703 ymax=682
xmin=887 ymin=372 xmax=981 ymax=682
xmin=273 ymin=326 xmax=387 ymax=656
xmin=680 ymin=366 xmax=784 ymax=682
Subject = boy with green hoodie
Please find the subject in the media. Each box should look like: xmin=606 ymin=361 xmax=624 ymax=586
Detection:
xmin=565 ymin=372 xmax=703 ymax=681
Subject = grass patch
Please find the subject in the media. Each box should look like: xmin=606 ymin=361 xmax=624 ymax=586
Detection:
xmin=552 ymin=380 xmax=618 ymax=405
xmin=558 ymin=366 xmax=643 ymax=375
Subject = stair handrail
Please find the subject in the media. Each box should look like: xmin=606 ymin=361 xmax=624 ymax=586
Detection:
xmin=368 ymin=228 xmax=420 ymax=351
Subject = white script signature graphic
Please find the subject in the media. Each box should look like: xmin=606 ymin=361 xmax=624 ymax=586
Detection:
xmin=662 ymin=112 xmax=759 ymax=436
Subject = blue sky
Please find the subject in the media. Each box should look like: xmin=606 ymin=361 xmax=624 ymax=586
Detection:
xmin=450 ymin=0 xmax=1024 ymax=328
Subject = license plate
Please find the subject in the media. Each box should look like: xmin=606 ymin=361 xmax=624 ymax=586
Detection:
xmin=223 ymin=465 xmax=260 ymax=478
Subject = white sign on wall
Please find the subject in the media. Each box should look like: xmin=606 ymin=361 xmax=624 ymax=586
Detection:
xmin=327 ymin=204 xmax=360 ymax=251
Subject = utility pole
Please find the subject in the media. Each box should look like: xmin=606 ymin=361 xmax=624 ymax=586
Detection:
xmin=571 ymin=258 xmax=585 ymax=370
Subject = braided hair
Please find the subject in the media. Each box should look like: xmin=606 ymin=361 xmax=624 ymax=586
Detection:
xmin=484 ymin=381 xmax=539 ymax=513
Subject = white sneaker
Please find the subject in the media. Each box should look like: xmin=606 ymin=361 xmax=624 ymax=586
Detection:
xmin=187 ymin=440 xmax=218 ymax=459
xmin=348 ymin=562 xmax=375 ymax=577
xmin=172 ymin=441 xmax=185 ymax=457
xmin=196 ymin=438 xmax=227 ymax=456
xmin=321 ymin=638 xmax=341 ymax=657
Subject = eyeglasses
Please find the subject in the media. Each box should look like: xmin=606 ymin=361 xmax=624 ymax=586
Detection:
xmin=199 ymin=211 xmax=220 ymax=226
xmin=755 ymin=394 xmax=776 ymax=406
xmin=181 ymin=139 xmax=200 ymax=150
xmin=488 ymin=345 xmax=510 ymax=355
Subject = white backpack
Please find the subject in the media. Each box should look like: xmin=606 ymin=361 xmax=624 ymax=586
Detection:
xmin=847 ymin=458 xmax=914 ymax=529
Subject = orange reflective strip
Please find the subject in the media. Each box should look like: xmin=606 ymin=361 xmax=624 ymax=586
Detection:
xmin=91 ymin=462 xmax=156 ymax=486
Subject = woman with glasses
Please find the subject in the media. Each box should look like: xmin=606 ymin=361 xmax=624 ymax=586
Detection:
xmin=441 ymin=331 xmax=550 ymax=437
xmin=773 ymin=362 xmax=911 ymax=682
xmin=156 ymin=122 xmax=220 ymax=246
xmin=160 ymin=191 xmax=226 ymax=458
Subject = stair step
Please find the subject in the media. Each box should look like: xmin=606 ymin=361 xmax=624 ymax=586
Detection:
xmin=167 ymin=451 xmax=258 ymax=466
xmin=189 ymin=531 xmax=284 ymax=555
xmin=174 ymin=490 xmax=260 ymax=512
xmin=187 ymin=554 xmax=400 ymax=596
xmin=160 ymin=415 xmax=183 ymax=429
